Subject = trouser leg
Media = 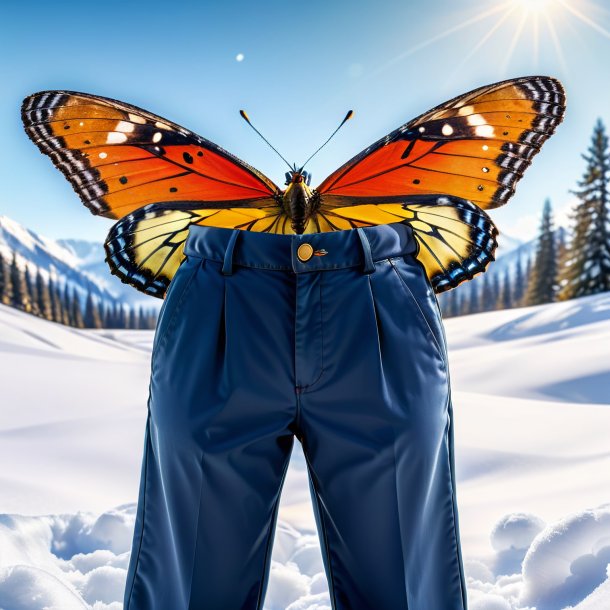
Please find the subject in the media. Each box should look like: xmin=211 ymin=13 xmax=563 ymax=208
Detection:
xmin=124 ymin=257 xmax=298 ymax=610
xmin=298 ymin=259 xmax=467 ymax=610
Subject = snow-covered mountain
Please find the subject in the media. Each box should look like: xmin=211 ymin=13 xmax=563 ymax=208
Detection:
xmin=0 ymin=215 xmax=160 ymax=311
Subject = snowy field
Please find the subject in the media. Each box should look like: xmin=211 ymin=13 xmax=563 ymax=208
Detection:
xmin=1 ymin=292 xmax=609 ymax=610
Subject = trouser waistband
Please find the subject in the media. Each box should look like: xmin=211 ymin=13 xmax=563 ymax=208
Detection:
xmin=183 ymin=221 xmax=418 ymax=275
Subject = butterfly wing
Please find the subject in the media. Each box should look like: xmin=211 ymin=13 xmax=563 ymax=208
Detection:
xmin=21 ymin=90 xmax=286 ymax=297
xmin=104 ymin=203 xmax=298 ymax=298
xmin=376 ymin=195 xmax=498 ymax=294
xmin=315 ymin=75 xmax=566 ymax=291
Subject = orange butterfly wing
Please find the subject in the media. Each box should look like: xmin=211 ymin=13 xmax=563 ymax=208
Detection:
xmin=21 ymin=90 xmax=289 ymax=297
xmin=21 ymin=90 xmax=281 ymax=218
xmin=314 ymin=76 xmax=566 ymax=292
xmin=316 ymin=75 xmax=565 ymax=208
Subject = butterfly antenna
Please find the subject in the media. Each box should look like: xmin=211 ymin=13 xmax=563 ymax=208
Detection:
xmin=240 ymin=110 xmax=293 ymax=171
xmin=299 ymin=110 xmax=354 ymax=172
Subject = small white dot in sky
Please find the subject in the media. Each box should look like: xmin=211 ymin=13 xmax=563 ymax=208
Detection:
xmin=236 ymin=53 xmax=245 ymax=62
xmin=348 ymin=63 xmax=363 ymax=78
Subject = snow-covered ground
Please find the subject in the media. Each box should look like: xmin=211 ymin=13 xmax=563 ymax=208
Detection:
xmin=1 ymin=292 xmax=609 ymax=609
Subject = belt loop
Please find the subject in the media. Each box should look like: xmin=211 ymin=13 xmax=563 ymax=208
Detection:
xmin=356 ymin=227 xmax=375 ymax=274
xmin=222 ymin=229 xmax=240 ymax=276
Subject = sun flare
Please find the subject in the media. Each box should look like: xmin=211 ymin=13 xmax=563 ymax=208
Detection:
xmin=513 ymin=0 xmax=554 ymax=13
xmin=370 ymin=0 xmax=610 ymax=84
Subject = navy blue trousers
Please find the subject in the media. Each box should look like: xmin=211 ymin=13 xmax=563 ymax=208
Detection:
xmin=123 ymin=221 xmax=468 ymax=610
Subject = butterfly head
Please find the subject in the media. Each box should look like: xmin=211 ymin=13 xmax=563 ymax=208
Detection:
xmin=282 ymin=169 xmax=318 ymax=233
xmin=285 ymin=169 xmax=312 ymax=187
xmin=283 ymin=170 xmax=314 ymax=199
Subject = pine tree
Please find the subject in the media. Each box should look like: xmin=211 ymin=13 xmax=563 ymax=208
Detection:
xmin=47 ymin=276 xmax=56 ymax=320
xmin=10 ymin=252 xmax=26 ymax=309
xmin=104 ymin=302 xmax=112 ymax=328
xmin=118 ymin=303 xmax=127 ymax=329
xmin=558 ymin=118 xmax=610 ymax=299
xmin=114 ymin=302 xmax=123 ymax=328
xmin=24 ymin=264 xmax=38 ymax=315
xmin=480 ymin=273 xmax=495 ymax=311
xmin=127 ymin=305 xmax=137 ymax=329
xmin=106 ymin=301 xmax=114 ymax=327
xmin=111 ymin=302 xmax=119 ymax=328
xmin=462 ymin=282 xmax=477 ymax=315
xmin=524 ymin=199 xmax=558 ymax=305
xmin=499 ymin=267 xmax=512 ymax=310
xmin=54 ymin=280 xmax=66 ymax=324
xmin=111 ymin=301 xmax=120 ymax=328
xmin=453 ymin=289 xmax=462 ymax=318
xmin=556 ymin=225 xmax=568 ymax=279
xmin=84 ymin=291 xmax=102 ymax=328
xmin=48 ymin=277 xmax=61 ymax=323
xmin=521 ymin=255 xmax=533 ymax=306
xmin=442 ymin=289 xmax=460 ymax=318
xmin=35 ymin=269 xmax=52 ymax=320
xmin=95 ymin=297 xmax=105 ymax=329
xmin=70 ymin=287 xmax=84 ymax=328
xmin=144 ymin=306 xmax=156 ymax=329
xmin=137 ymin=305 xmax=146 ymax=329
xmin=0 ymin=251 xmax=12 ymax=306
xmin=513 ymin=250 xmax=525 ymax=307
xmin=491 ymin=272 xmax=501 ymax=310
xmin=99 ymin=300 xmax=108 ymax=328
xmin=61 ymin=281 xmax=71 ymax=325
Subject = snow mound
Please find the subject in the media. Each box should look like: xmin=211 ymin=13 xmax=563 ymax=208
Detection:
xmin=520 ymin=503 xmax=610 ymax=609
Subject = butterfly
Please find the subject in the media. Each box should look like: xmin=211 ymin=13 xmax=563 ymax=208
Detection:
xmin=21 ymin=75 xmax=566 ymax=299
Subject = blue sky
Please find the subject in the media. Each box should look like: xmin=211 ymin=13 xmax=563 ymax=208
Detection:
xmin=2 ymin=0 xmax=610 ymax=245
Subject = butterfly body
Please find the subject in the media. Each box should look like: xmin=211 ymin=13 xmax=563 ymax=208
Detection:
xmin=21 ymin=76 xmax=566 ymax=298
xmin=282 ymin=171 xmax=320 ymax=234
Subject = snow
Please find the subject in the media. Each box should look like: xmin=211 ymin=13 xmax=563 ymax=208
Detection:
xmin=0 ymin=291 xmax=609 ymax=609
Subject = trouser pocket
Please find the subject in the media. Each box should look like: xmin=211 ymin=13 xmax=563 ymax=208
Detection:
xmin=387 ymin=254 xmax=447 ymax=368
xmin=151 ymin=255 xmax=201 ymax=365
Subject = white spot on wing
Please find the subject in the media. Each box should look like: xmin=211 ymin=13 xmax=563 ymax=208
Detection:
xmin=155 ymin=121 xmax=172 ymax=130
xmin=99 ymin=152 xmax=108 ymax=159
xmin=475 ymin=125 xmax=495 ymax=138
xmin=116 ymin=121 xmax=135 ymax=133
xmin=129 ymin=113 xmax=146 ymax=124
xmin=467 ymin=114 xmax=487 ymax=126
xmin=442 ymin=124 xmax=454 ymax=136
xmin=153 ymin=132 xmax=163 ymax=143
xmin=106 ymin=132 xmax=128 ymax=144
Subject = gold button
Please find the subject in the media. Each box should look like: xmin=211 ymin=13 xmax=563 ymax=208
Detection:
xmin=297 ymin=243 xmax=314 ymax=262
